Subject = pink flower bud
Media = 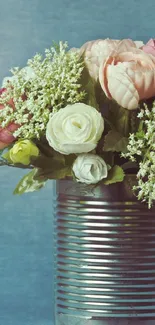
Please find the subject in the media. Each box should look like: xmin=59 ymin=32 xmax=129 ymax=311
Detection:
xmin=142 ymin=39 xmax=155 ymax=56
xmin=0 ymin=88 xmax=19 ymax=149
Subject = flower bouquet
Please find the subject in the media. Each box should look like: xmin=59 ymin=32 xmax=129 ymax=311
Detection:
xmin=1 ymin=38 xmax=155 ymax=208
xmin=1 ymin=38 xmax=155 ymax=323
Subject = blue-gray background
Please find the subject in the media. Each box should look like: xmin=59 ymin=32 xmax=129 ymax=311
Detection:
xmin=0 ymin=1 xmax=154 ymax=324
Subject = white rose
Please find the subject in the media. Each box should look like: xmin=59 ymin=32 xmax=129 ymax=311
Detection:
xmin=72 ymin=153 xmax=108 ymax=184
xmin=46 ymin=103 xmax=104 ymax=155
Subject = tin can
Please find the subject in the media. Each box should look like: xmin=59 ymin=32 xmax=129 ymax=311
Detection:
xmin=54 ymin=178 xmax=155 ymax=325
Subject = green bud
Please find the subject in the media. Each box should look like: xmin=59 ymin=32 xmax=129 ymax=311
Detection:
xmin=4 ymin=140 xmax=39 ymax=165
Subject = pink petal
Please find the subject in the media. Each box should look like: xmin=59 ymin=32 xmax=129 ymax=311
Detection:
xmin=99 ymin=46 xmax=155 ymax=109
xmin=105 ymin=64 xmax=139 ymax=110
xmin=143 ymin=71 xmax=155 ymax=98
xmin=142 ymin=39 xmax=155 ymax=56
xmin=145 ymin=39 xmax=155 ymax=47
xmin=116 ymin=39 xmax=136 ymax=52
xmin=0 ymin=129 xmax=15 ymax=144
xmin=0 ymin=88 xmax=6 ymax=95
xmin=0 ymin=88 xmax=6 ymax=110
xmin=81 ymin=39 xmax=136 ymax=81
xmin=7 ymin=122 xmax=20 ymax=132
xmin=99 ymin=52 xmax=116 ymax=98
xmin=0 ymin=141 xmax=8 ymax=149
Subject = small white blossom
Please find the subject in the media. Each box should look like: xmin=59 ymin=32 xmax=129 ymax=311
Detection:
xmin=0 ymin=42 xmax=85 ymax=139
xmin=137 ymin=110 xmax=144 ymax=118
xmin=123 ymin=102 xmax=155 ymax=208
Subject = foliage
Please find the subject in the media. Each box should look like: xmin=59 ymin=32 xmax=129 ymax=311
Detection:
xmin=13 ymin=169 xmax=46 ymax=195
xmin=122 ymin=103 xmax=155 ymax=208
xmin=103 ymin=166 xmax=125 ymax=185
xmin=0 ymin=42 xmax=85 ymax=139
xmin=103 ymin=130 xmax=128 ymax=153
xmin=0 ymin=39 xmax=155 ymax=208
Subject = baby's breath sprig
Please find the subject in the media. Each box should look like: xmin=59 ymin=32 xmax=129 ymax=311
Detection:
xmin=122 ymin=103 xmax=155 ymax=208
xmin=0 ymin=42 xmax=85 ymax=139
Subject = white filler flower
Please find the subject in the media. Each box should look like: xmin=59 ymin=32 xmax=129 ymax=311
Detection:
xmin=46 ymin=103 xmax=104 ymax=154
xmin=72 ymin=153 xmax=108 ymax=184
xmin=2 ymin=67 xmax=35 ymax=86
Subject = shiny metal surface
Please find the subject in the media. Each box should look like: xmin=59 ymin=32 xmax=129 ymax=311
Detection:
xmin=54 ymin=178 xmax=155 ymax=324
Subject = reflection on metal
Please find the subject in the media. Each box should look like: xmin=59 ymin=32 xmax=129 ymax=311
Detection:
xmin=54 ymin=178 xmax=155 ymax=325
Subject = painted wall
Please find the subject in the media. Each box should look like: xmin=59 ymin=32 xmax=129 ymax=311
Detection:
xmin=0 ymin=1 xmax=154 ymax=324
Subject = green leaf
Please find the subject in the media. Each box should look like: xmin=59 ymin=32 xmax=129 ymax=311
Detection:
xmin=103 ymin=165 xmax=125 ymax=185
xmin=33 ymin=153 xmax=73 ymax=180
xmin=36 ymin=139 xmax=65 ymax=159
xmin=2 ymin=151 xmax=12 ymax=163
xmin=86 ymin=80 xmax=99 ymax=110
xmin=130 ymin=109 xmax=139 ymax=133
xmin=101 ymin=100 xmax=131 ymax=136
xmin=0 ymin=149 xmax=4 ymax=156
xmin=135 ymin=120 xmax=145 ymax=138
xmin=121 ymin=161 xmax=138 ymax=171
xmin=0 ymin=160 xmax=7 ymax=166
xmin=0 ymin=149 xmax=6 ymax=166
xmin=98 ymin=152 xmax=114 ymax=168
xmin=32 ymin=148 xmax=76 ymax=181
xmin=103 ymin=130 xmax=128 ymax=153
xmin=136 ymin=130 xmax=145 ymax=139
xmin=36 ymin=166 xmax=72 ymax=180
xmin=138 ymin=120 xmax=144 ymax=131
xmin=32 ymin=152 xmax=65 ymax=170
xmin=13 ymin=168 xmax=46 ymax=195
xmin=65 ymin=154 xmax=76 ymax=166
xmin=80 ymin=65 xmax=99 ymax=110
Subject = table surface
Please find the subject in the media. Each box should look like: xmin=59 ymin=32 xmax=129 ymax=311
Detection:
xmin=0 ymin=0 xmax=155 ymax=324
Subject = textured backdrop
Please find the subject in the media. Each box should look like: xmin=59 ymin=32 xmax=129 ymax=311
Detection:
xmin=0 ymin=1 xmax=155 ymax=324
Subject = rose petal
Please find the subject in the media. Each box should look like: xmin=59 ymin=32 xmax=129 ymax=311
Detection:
xmin=0 ymin=88 xmax=6 ymax=95
xmin=142 ymin=39 xmax=155 ymax=57
xmin=99 ymin=58 xmax=139 ymax=110
xmin=0 ymin=141 xmax=8 ymax=149
xmin=107 ymin=65 xmax=139 ymax=110
xmin=0 ymin=129 xmax=15 ymax=144
xmin=7 ymin=122 xmax=20 ymax=132
xmin=99 ymin=54 xmax=114 ymax=98
xmin=134 ymin=40 xmax=144 ymax=48
xmin=0 ymin=88 xmax=15 ymax=110
xmin=99 ymin=47 xmax=155 ymax=109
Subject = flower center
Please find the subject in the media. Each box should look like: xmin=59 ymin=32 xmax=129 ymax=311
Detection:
xmin=72 ymin=120 xmax=82 ymax=129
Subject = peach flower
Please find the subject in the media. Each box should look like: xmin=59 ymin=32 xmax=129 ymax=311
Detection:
xmin=0 ymin=88 xmax=19 ymax=149
xmin=142 ymin=39 xmax=155 ymax=57
xmin=80 ymin=38 xmax=144 ymax=81
xmin=99 ymin=47 xmax=155 ymax=110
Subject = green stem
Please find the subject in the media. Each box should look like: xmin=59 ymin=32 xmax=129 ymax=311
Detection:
xmin=0 ymin=160 xmax=33 ymax=169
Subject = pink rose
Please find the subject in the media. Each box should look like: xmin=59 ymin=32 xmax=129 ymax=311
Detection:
xmin=99 ymin=47 xmax=155 ymax=110
xmin=142 ymin=39 xmax=155 ymax=56
xmin=0 ymin=88 xmax=19 ymax=149
xmin=80 ymin=38 xmax=143 ymax=81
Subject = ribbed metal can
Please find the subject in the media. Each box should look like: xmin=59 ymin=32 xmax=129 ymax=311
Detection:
xmin=53 ymin=178 xmax=155 ymax=325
